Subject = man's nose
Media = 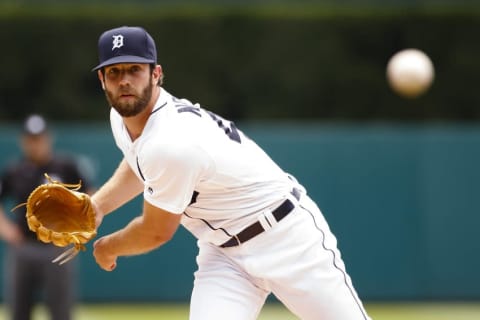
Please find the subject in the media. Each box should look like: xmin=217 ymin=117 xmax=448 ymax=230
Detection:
xmin=118 ymin=72 xmax=132 ymax=85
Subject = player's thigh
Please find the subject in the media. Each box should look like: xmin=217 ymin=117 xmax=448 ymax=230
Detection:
xmin=5 ymin=245 xmax=36 ymax=299
xmin=269 ymin=199 xmax=370 ymax=320
xmin=44 ymin=258 xmax=75 ymax=304
xmin=274 ymin=272 xmax=369 ymax=320
xmin=190 ymin=242 xmax=268 ymax=320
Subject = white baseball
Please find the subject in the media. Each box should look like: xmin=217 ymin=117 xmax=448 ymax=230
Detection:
xmin=386 ymin=49 xmax=434 ymax=98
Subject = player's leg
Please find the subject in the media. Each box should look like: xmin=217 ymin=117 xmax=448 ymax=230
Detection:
xmin=281 ymin=196 xmax=369 ymax=319
xmin=245 ymin=195 xmax=371 ymax=320
xmin=5 ymin=244 xmax=37 ymax=320
xmin=44 ymin=246 xmax=75 ymax=320
xmin=189 ymin=241 xmax=269 ymax=320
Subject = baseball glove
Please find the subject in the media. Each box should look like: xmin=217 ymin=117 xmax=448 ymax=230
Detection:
xmin=13 ymin=173 xmax=97 ymax=264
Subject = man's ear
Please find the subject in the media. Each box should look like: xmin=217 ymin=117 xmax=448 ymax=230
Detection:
xmin=97 ymin=70 xmax=106 ymax=90
xmin=153 ymin=65 xmax=163 ymax=86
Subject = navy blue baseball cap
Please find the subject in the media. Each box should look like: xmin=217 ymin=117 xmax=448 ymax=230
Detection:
xmin=92 ymin=26 xmax=157 ymax=71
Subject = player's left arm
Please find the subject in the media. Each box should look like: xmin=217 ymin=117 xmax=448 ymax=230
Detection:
xmin=91 ymin=158 xmax=144 ymax=227
xmin=93 ymin=200 xmax=182 ymax=271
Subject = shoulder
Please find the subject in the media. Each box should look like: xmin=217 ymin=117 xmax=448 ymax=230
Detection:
xmin=51 ymin=153 xmax=77 ymax=166
xmin=49 ymin=153 xmax=86 ymax=177
xmin=142 ymin=137 xmax=208 ymax=165
xmin=110 ymin=108 xmax=123 ymax=132
xmin=49 ymin=153 xmax=94 ymax=188
xmin=139 ymin=137 xmax=214 ymax=180
xmin=2 ymin=157 xmax=28 ymax=177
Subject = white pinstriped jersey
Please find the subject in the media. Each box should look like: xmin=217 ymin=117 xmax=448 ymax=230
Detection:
xmin=110 ymin=88 xmax=298 ymax=245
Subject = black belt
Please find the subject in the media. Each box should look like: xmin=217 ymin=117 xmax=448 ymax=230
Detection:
xmin=220 ymin=188 xmax=300 ymax=248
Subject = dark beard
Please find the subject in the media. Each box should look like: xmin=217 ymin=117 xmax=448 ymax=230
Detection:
xmin=105 ymin=81 xmax=154 ymax=117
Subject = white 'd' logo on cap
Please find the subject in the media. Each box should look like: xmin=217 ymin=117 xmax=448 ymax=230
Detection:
xmin=112 ymin=35 xmax=124 ymax=50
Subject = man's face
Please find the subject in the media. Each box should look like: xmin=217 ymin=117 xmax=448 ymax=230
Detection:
xmin=21 ymin=133 xmax=52 ymax=164
xmin=101 ymin=63 xmax=154 ymax=117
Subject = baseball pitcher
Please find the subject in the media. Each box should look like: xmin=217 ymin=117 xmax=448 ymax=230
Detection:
xmin=90 ymin=26 xmax=371 ymax=320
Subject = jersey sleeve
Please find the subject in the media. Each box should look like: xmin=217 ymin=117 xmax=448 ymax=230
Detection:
xmin=64 ymin=157 xmax=92 ymax=192
xmin=0 ymin=166 xmax=14 ymax=200
xmin=138 ymin=139 xmax=214 ymax=214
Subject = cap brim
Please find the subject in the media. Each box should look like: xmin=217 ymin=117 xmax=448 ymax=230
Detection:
xmin=92 ymin=55 xmax=156 ymax=71
xmin=23 ymin=130 xmax=48 ymax=136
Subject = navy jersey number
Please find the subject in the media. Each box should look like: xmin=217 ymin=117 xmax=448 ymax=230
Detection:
xmin=173 ymin=97 xmax=241 ymax=144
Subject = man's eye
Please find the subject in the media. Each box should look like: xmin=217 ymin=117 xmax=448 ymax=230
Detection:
xmin=106 ymin=69 xmax=120 ymax=78
xmin=130 ymin=66 xmax=140 ymax=73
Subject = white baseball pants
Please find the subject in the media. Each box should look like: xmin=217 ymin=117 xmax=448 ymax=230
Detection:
xmin=189 ymin=194 xmax=371 ymax=320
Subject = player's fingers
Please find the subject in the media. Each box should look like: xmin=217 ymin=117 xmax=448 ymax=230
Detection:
xmin=101 ymin=257 xmax=117 ymax=271
xmin=98 ymin=259 xmax=116 ymax=271
xmin=92 ymin=237 xmax=117 ymax=271
xmin=95 ymin=255 xmax=115 ymax=271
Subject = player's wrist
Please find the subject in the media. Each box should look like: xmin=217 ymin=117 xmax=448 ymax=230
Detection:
xmin=91 ymin=198 xmax=105 ymax=228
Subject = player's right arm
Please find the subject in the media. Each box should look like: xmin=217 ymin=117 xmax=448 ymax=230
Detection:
xmin=93 ymin=200 xmax=182 ymax=271
xmin=0 ymin=175 xmax=23 ymax=244
xmin=91 ymin=158 xmax=143 ymax=226
xmin=0 ymin=205 xmax=23 ymax=245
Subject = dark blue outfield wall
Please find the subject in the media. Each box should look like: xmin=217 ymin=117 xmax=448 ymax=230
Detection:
xmin=1 ymin=122 xmax=479 ymax=302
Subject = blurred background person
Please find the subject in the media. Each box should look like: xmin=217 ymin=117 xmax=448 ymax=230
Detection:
xmin=0 ymin=114 xmax=93 ymax=320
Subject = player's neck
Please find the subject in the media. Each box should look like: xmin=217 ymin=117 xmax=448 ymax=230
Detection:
xmin=28 ymin=153 xmax=52 ymax=166
xmin=123 ymin=86 xmax=161 ymax=141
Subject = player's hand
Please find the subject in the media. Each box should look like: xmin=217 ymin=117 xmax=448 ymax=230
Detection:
xmin=93 ymin=236 xmax=117 ymax=271
xmin=0 ymin=222 xmax=24 ymax=246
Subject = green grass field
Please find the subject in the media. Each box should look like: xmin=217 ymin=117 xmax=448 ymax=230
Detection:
xmin=1 ymin=302 xmax=480 ymax=319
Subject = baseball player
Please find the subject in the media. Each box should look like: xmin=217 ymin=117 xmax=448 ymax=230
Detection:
xmin=91 ymin=26 xmax=371 ymax=320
